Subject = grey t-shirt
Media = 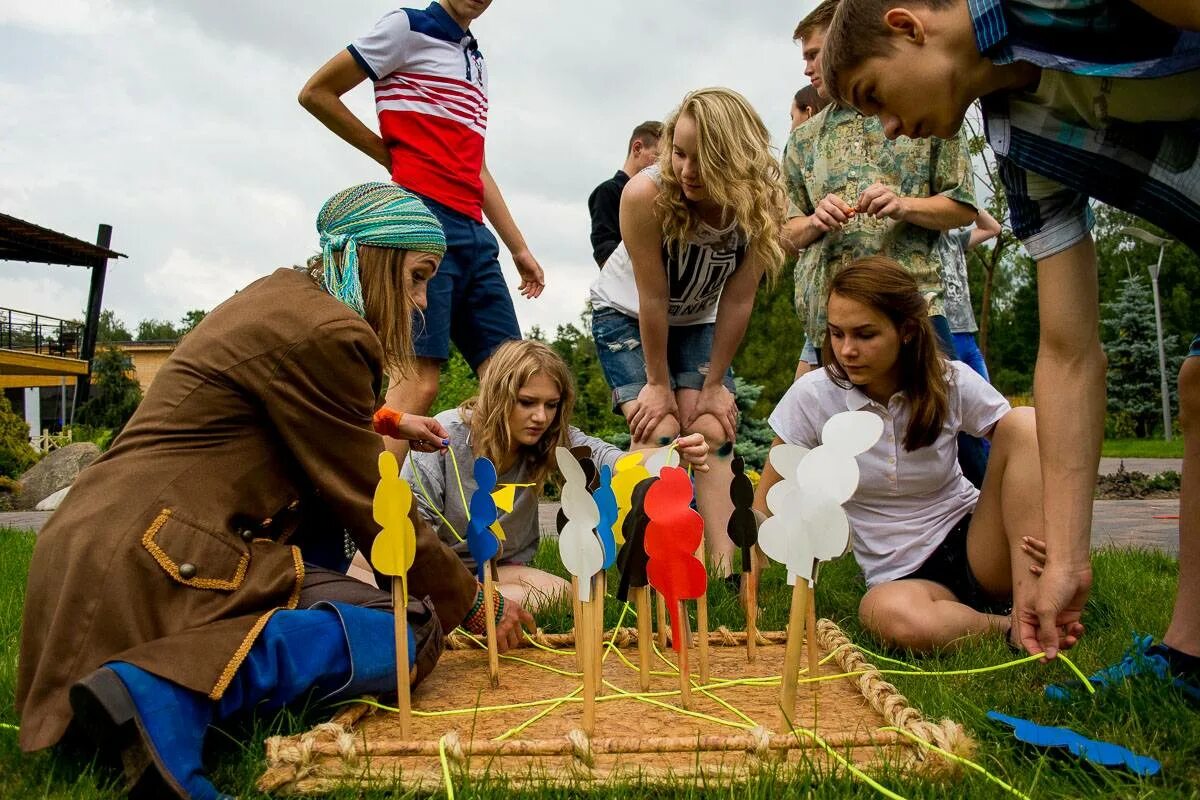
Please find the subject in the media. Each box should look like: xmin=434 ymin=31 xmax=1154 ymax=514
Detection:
xmin=938 ymin=227 xmax=977 ymax=334
xmin=402 ymin=409 xmax=625 ymax=568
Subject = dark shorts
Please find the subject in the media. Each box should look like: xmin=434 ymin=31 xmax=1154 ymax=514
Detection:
xmin=1190 ymin=334 xmax=1200 ymax=359
xmin=412 ymin=193 xmax=521 ymax=370
xmin=898 ymin=513 xmax=1010 ymax=615
xmin=591 ymin=306 xmax=735 ymax=411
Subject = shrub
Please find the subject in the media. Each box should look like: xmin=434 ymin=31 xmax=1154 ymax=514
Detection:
xmin=0 ymin=395 xmax=38 ymax=479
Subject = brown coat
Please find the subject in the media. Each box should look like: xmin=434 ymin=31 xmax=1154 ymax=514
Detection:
xmin=16 ymin=269 xmax=477 ymax=752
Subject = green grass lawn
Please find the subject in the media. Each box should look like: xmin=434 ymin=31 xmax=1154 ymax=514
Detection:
xmin=1102 ymin=439 xmax=1186 ymax=459
xmin=2 ymin=527 xmax=1198 ymax=799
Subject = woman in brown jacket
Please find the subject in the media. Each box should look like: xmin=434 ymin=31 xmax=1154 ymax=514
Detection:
xmin=16 ymin=183 xmax=533 ymax=800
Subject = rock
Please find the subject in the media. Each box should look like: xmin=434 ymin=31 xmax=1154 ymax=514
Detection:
xmin=15 ymin=443 xmax=101 ymax=510
xmin=36 ymin=485 xmax=71 ymax=511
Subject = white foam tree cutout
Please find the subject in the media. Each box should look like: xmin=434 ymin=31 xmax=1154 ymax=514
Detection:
xmin=642 ymin=444 xmax=681 ymax=475
xmin=556 ymin=447 xmax=604 ymax=602
xmin=758 ymin=410 xmax=884 ymax=584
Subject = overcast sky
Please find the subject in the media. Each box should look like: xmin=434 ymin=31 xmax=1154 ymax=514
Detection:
xmin=0 ymin=0 xmax=819 ymax=336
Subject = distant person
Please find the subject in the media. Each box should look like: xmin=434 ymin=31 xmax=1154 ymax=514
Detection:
xmin=588 ymin=121 xmax=663 ymax=267
xmin=789 ymin=84 xmax=829 ymax=131
xmin=589 ymin=87 xmax=787 ymax=576
xmin=940 ymin=210 xmax=1002 ymax=381
xmin=300 ymin=0 xmax=545 ymax=467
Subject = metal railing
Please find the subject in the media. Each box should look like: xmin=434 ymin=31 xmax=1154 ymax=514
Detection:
xmin=0 ymin=307 xmax=82 ymax=358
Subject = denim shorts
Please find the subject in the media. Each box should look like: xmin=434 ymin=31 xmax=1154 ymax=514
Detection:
xmin=411 ymin=192 xmax=521 ymax=370
xmin=591 ymin=306 xmax=735 ymax=410
xmin=1190 ymin=334 xmax=1200 ymax=359
xmin=799 ymin=337 xmax=819 ymax=365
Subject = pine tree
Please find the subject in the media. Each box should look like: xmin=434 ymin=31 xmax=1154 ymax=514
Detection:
xmin=1102 ymin=275 xmax=1179 ymax=437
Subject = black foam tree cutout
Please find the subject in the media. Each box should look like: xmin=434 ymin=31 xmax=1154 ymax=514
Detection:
xmin=615 ymin=477 xmax=658 ymax=603
xmin=727 ymin=456 xmax=758 ymax=572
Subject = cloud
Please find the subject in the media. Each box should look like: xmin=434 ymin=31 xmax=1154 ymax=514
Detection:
xmin=1 ymin=1 xmax=819 ymax=337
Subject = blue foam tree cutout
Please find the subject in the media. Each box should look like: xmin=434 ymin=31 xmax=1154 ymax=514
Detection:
xmin=466 ymin=457 xmax=500 ymax=581
xmin=594 ymin=464 xmax=618 ymax=569
xmin=987 ymin=712 xmax=1160 ymax=776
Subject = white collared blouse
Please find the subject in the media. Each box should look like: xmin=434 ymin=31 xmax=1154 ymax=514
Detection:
xmin=768 ymin=361 xmax=1010 ymax=585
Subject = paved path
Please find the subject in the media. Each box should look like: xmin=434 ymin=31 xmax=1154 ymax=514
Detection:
xmin=1098 ymin=457 xmax=1182 ymax=475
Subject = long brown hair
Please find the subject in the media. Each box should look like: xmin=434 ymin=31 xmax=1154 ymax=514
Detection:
xmin=822 ymin=257 xmax=949 ymax=451
xmin=461 ymin=340 xmax=577 ymax=492
xmin=305 ymin=245 xmax=421 ymax=379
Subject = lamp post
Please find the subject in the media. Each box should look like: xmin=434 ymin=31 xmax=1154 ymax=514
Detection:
xmin=1119 ymin=226 xmax=1173 ymax=441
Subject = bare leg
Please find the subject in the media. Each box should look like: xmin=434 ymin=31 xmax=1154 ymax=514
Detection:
xmin=967 ymin=407 xmax=1045 ymax=641
xmin=859 ymin=408 xmax=1044 ymax=651
xmin=676 ymin=388 xmax=735 ymax=578
xmin=495 ymin=564 xmax=570 ymax=612
xmin=860 ymin=580 xmax=1008 ymax=651
xmin=1165 ymin=356 xmax=1200 ymax=657
xmin=383 ymin=357 xmax=442 ymax=469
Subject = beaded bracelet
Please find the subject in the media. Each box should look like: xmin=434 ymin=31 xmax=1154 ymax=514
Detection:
xmin=462 ymin=584 xmax=506 ymax=634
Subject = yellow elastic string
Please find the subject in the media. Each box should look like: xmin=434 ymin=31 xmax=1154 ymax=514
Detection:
xmin=409 ymin=463 xmax=463 ymax=542
xmin=0 ymin=723 xmax=17 ymax=732
xmin=495 ymin=686 xmax=582 ymax=742
xmin=1054 ymin=652 xmax=1097 ymax=695
xmin=446 ymin=446 xmax=471 ymax=522
xmin=879 ymin=726 xmax=1034 ymax=800
xmin=438 ymin=734 xmax=456 ymax=800
xmin=787 ymin=724 xmax=909 ymax=800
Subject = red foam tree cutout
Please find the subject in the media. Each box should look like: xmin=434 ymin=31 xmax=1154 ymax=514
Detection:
xmin=644 ymin=465 xmax=707 ymax=652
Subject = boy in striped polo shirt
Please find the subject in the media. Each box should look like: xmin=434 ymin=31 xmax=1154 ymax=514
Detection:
xmin=302 ymin=1 xmax=545 ymax=464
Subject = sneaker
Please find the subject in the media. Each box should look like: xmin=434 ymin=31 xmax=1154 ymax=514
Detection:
xmin=1045 ymin=634 xmax=1200 ymax=702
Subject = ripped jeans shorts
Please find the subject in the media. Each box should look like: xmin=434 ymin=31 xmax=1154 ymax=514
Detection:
xmin=591 ymin=306 xmax=735 ymax=412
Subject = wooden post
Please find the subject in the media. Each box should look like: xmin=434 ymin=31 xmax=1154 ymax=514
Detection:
xmin=580 ymin=597 xmax=596 ymax=735
xmin=571 ymin=576 xmax=584 ymax=672
xmin=778 ymin=579 xmax=808 ymax=733
xmin=745 ymin=568 xmax=758 ymax=663
xmin=593 ymin=571 xmax=606 ymax=697
xmin=482 ymin=565 xmax=500 ymax=688
xmin=391 ymin=577 xmax=412 ymax=738
xmin=696 ymin=592 xmax=710 ymax=686
xmin=676 ymin=601 xmax=692 ymax=709
xmin=634 ymin=586 xmax=652 ymax=691
xmin=655 ymin=590 xmax=669 ymax=649
xmin=806 ymin=583 xmax=820 ymax=680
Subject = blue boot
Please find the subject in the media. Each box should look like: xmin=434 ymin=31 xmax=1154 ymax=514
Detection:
xmin=69 ymin=662 xmax=229 ymax=800
xmin=214 ymin=603 xmax=414 ymax=720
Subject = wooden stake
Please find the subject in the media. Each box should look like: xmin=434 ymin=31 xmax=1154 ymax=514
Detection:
xmin=676 ymin=601 xmax=692 ymax=709
xmin=695 ymin=592 xmax=710 ymax=686
xmin=744 ymin=569 xmax=758 ymax=663
xmin=571 ymin=576 xmax=584 ymax=672
xmin=655 ymin=590 xmax=669 ymax=649
xmin=391 ymin=577 xmax=412 ymax=739
xmin=806 ymin=583 xmax=819 ymax=680
xmin=593 ymin=571 xmax=606 ymax=697
xmin=482 ymin=564 xmax=500 ymax=688
xmin=778 ymin=578 xmax=809 ymax=733
xmin=634 ymin=586 xmax=652 ymax=691
xmin=580 ymin=596 xmax=596 ymax=735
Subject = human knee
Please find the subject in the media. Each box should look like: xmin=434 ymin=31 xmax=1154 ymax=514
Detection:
xmin=1179 ymin=358 xmax=1200 ymax=435
xmin=631 ymin=414 xmax=680 ymax=448
xmin=859 ymin=591 xmax=935 ymax=651
xmin=684 ymin=413 xmax=733 ymax=458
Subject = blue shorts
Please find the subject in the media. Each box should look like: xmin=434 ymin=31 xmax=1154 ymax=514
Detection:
xmin=799 ymin=337 xmax=819 ymax=365
xmin=1190 ymin=334 xmax=1200 ymax=358
xmin=953 ymin=332 xmax=991 ymax=382
xmin=591 ymin=306 xmax=735 ymax=410
xmin=412 ymin=193 xmax=521 ymax=370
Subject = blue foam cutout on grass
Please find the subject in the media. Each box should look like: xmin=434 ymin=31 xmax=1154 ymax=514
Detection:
xmin=987 ymin=711 xmax=1161 ymax=776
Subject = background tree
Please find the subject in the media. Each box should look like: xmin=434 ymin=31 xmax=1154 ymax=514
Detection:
xmin=136 ymin=318 xmax=182 ymax=341
xmin=734 ymin=263 xmax=807 ymax=418
xmin=179 ymin=309 xmax=208 ymax=335
xmin=75 ymin=347 xmax=144 ymax=434
xmin=1102 ymin=274 xmax=1181 ymax=438
xmin=92 ymin=309 xmax=132 ymax=343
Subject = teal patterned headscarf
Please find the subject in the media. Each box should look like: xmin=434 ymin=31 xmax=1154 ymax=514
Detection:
xmin=316 ymin=182 xmax=446 ymax=316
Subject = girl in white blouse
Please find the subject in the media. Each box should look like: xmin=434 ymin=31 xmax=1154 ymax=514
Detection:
xmin=758 ymin=256 xmax=1070 ymax=652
